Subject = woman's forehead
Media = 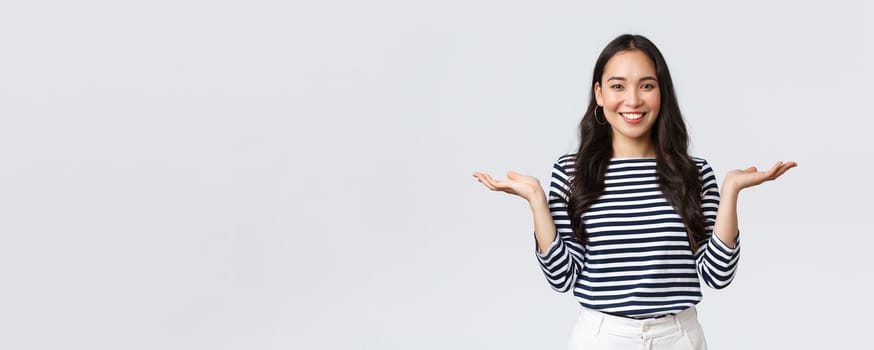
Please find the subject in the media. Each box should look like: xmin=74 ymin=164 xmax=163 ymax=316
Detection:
xmin=603 ymin=50 xmax=656 ymax=77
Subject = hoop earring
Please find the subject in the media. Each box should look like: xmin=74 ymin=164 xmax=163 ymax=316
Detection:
xmin=594 ymin=105 xmax=607 ymax=125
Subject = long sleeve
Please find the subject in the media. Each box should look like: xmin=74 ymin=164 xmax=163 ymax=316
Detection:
xmin=534 ymin=156 xmax=586 ymax=293
xmin=695 ymin=159 xmax=741 ymax=289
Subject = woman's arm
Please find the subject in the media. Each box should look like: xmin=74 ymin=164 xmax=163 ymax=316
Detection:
xmin=472 ymin=170 xmax=557 ymax=253
xmin=715 ymin=161 xmax=797 ymax=248
xmin=694 ymin=160 xmax=796 ymax=289
xmin=528 ymin=189 xmax=557 ymax=255
xmin=713 ymin=186 xmax=740 ymax=248
xmin=473 ymin=158 xmax=585 ymax=292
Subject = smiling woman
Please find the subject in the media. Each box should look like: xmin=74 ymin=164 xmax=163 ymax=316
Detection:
xmin=594 ymin=49 xmax=661 ymax=153
xmin=472 ymin=34 xmax=797 ymax=350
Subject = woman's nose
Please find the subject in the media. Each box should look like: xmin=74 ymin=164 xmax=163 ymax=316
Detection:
xmin=625 ymin=90 xmax=642 ymax=107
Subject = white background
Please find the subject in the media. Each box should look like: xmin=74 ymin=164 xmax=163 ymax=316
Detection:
xmin=1 ymin=1 xmax=872 ymax=349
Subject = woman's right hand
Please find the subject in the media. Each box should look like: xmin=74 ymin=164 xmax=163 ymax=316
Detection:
xmin=472 ymin=171 xmax=545 ymax=203
xmin=473 ymin=170 xmax=556 ymax=255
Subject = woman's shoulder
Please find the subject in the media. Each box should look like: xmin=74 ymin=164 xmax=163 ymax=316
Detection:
xmin=690 ymin=156 xmax=716 ymax=176
xmin=556 ymin=154 xmax=713 ymax=169
xmin=552 ymin=153 xmax=576 ymax=174
xmin=556 ymin=153 xmax=576 ymax=164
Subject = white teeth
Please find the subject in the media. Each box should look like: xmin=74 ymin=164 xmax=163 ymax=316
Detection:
xmin=620 ymin=113 xmax=644 ymax=120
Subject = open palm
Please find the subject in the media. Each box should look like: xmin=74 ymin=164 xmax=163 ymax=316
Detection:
xmin=725 ymin=161 xmax=797 ymax=192
xmin=472 ymin=171 xmax=544 ymax=202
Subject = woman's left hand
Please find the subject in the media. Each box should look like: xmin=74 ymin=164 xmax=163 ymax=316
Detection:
xmin=724 ymin=161 xmax=797 ymax=193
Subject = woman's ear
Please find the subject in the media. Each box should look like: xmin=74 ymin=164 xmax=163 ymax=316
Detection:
xmin=593 ymin=82 xmax=603 ymax=106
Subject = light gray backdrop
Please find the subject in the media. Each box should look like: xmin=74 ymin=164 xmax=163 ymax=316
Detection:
xmin=1 ymin=0 xmax=872 ymax=349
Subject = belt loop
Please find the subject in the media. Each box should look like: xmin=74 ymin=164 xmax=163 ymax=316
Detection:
xmin=674 ymin=311 xmax=683 ymax=332
xmin=595 ymin=312 xmax=604 ymax=337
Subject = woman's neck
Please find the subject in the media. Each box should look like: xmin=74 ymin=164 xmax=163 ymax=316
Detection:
xmin=611 ymin=139 xmax=656 ymax=158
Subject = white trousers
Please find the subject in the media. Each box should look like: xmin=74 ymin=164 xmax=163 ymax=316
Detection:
xmin=568 ymin=306 xmax=707 ymax=350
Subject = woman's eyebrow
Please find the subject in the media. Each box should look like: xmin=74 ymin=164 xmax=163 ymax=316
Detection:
xmin=606 ymin=76 xmax=658 ymax=82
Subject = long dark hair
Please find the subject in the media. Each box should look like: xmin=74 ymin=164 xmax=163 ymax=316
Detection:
xmin=567 ymin=34 xmax=706 ymax=252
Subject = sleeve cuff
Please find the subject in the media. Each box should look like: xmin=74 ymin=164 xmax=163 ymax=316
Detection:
xmin=711 ymin=231 xmax=740 ymax=255
xmin=535 ymin=233 xmax=563 ymax=260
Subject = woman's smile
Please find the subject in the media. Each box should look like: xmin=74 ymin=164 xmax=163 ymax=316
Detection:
xmin=619 ymin=112 xmax=646 ymax=124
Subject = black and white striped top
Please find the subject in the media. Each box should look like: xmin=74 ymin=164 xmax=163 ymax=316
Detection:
xmin=536 ymin=155 xmax=740 ymax=318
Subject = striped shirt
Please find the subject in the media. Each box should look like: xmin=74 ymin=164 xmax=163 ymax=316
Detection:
xmin=536 ymin=155 xmax=740 ymax=318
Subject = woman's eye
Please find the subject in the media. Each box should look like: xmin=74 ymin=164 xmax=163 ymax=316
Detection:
xmin=611 ymin=84 xmax=623 ymax=89
xmin=642 ymin=83 xmax=655 ymax=89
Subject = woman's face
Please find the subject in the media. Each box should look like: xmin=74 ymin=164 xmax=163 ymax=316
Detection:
xmin=594 ymin=49 xmax=661 ymax=146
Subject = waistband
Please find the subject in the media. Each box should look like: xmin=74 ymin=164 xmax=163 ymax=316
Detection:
xmin=601 ymin=310 xmax=669 ymax=320
xmin=576 ymin=306 xmax=700 ymax=338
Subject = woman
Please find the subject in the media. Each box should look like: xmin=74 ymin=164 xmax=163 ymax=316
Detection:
xmin=472 ymin=34 xmax=796 ymax=350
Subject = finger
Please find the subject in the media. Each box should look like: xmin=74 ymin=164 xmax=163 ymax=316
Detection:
xmin=744 ymin=166 xmax=758 ymax=173
xmin=472 ymin=172 xmax=489 ymax=184
xmin=479 ymin=174 xmax=499 ymax=190
xmin=483 ymin=173 xmax=499 ymax=183
xmin=779 ymin=161 xmax=798 ymax=171
xmin=772 ymin=168 xmax=790 ymax=179
xmin=765 ymin=161 xmax=794 ymax=180
xmin=472 ymin=172 xmax=484 ymax=180
xmin=762 ymin=161 xmax=783 ymax=180
xmin=473 ymin=174 xmax=490 ymax=188
xmin=480 ymin=178 xmax=498 ymax=191
xmin=772 ymin=161 xmax=798 ymax=178
xmin=472 ymin=172 xmax=496 ymax=189
xmin=483 ymin=174 xmax=511 ymax=192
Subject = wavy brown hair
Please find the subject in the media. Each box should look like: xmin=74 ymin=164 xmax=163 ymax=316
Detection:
xmin=567 ymin=34 xmax=706 ymax=252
